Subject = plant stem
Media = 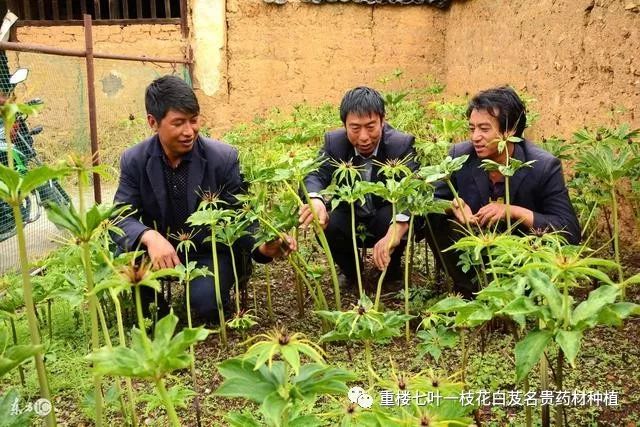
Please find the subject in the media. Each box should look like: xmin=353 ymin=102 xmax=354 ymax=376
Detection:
xmin=47 ymin=299 xmax=53 ymax=341
xmin=524 ymin=376 xmax=532 ymax=427
xmin=540 ymin=349 xmax=550 ymax=427
xmin=265 ymin=263 xmax=273 ymax=321
xmin=78 ymin=166 xmax=103 ymax=427
xmin=374 ymin=204 xmax=397 ymax=311
xmin=364 ymin=340 xmax=374 ymax=388
xmin=446 ymin=179 xmax=472 ymax=233
xmin=96 ymin=302 xmax=129 ymax=425
xmin=181 ymin=251 xmax=202 ymax=427
xmin=12 ymin=201 xmax=56 ymax=426
xmin=288 ymin=182 xmax=341 ymax=309
xmin=555 ymin=349 xmax=564 ymax=427
xmin=229 ymin=243 xmax=241 ymax=315
xmin=350 ymin=202 xmax=364 ymax=299
xmin=9 ymin=318 xmax=26 ymax=386
xmin=112 ymin=294 xmax=138 ymax=427
xmin=209 ymin=231 xmax=227 ymax=347
xmin=611 ymin=190 xmax=624 ymax=295
xmin=293 ymin=228 xmax=305 ymax=318
xmin=154 ymin=378 xmax=181 ymax=426
xmin=404 ymin=215 xmax=415 ymax=342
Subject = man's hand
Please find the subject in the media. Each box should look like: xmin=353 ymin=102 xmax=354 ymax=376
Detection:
xmin=451 ymin=198 xmax=475 ymax=225
xmin=373 ymin=222 xmax=409 ymax=271
xmin=474 ymin=202 xmax=507 ymax=227
xmin=140 ymin=230 xmax=181 ymax=269
xmin=474 ymin=203 xmax=534 ymax=228
xmin=259 ymin=234 xmax=298 ymax=258
xmin=298 ymin=198 xmax=329 ymax=230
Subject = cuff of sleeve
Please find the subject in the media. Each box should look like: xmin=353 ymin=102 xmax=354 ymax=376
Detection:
xmin=252 ymin=246 xmax=273 ymax=264
xmin=308 ymin=192 xmax=324 ymax=200
xmin=393 ymin=213 xmax=410 ymax=223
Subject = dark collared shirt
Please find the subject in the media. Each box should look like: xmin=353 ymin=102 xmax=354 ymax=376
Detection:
xmin=161 ymin=148 xmax=191 ymax=236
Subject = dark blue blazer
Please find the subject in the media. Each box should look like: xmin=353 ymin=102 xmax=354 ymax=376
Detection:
xmin=435 ymin=139 xmax=581 ymax=244
xmin=113 ymin=134 xmax=261 ymax=258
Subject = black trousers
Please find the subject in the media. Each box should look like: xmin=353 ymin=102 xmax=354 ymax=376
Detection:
xmin=324 ymin=204 xmax=406 ymax=279
xmin=140 ymin=247 xmax=251 ymax=324
xmin=422 ymin=213 xmax=478 ymax=298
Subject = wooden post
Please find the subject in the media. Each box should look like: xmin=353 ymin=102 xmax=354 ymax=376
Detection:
xmin=180 ymin=0 xmax=189 ymax=37
xmin=83 ymin=14 xmax=102 ymax=204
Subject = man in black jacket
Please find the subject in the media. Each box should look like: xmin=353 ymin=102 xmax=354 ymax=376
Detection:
xmin=114 ymin=75 xmax=294 ymax=322
xmin=299 ymin=86 xmax=418 ymax=287
xmin=429 ymin=86 xmax=580 ymax=297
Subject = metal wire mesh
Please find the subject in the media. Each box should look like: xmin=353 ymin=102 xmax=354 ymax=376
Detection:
xmin=0 ymin=49 xmax=188 ymax=272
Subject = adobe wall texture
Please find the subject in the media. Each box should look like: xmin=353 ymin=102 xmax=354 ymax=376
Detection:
xmin=13 ymin=0 xmax=640 ymax=140
xmin=444 ymin=0 xmax=640 ymax=137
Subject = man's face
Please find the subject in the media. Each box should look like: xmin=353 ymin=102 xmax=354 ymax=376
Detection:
xmin=148 ymin=109 xmax=200 ymax=162
xmin=468 ymin=108 xmax=501 ymax=160
xmin=345 ymin=112 xmax=383 ymax=157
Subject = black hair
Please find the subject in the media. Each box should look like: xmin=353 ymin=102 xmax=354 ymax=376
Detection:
xmin=339 ymin=86 xmax=385 ymax=124
xmin=145 ymin=75 xmax=199 ymax=122
xmin=466 ymin=86 xmax=527 ymax=138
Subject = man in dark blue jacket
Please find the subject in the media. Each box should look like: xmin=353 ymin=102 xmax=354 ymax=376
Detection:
xmin=430 ymin=86 xmax=580 ymax=297
xmin=114 ymin=75 xmax=293 ymax=322
xmin=299 ymin=86 xmax=418 ymax=288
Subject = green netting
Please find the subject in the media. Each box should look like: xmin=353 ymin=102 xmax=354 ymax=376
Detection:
xmin=0 ymin=49 xmax=188 ymax=272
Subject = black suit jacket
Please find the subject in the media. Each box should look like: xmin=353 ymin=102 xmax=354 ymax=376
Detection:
xmin=113 ymin=134 xmax=264 ymax=259
xmin=435 ymin=139 xmax=581 ymax=244
xmin=304 ymin=123 xmax=417 ymax=209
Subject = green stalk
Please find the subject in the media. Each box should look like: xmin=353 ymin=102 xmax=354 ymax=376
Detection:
xmin=404 ymin=215 xmax=415 ymax=342
xmin=47 ymin=300 xmax=53 ymax=341
xmin=265 ymin=264 xmax=273 ymax=321
xmin=209 ymin=230 xmax=227 ymax=347
xmin=446 ymin=179 xmax=472 ymax=233
xmin=96 ymin=302 xmax=129 ymax=425
xmin=524 ymin=376 xmax=532 ymax=427
xmin=611 ymin=190 xmax=624 ymax=294
xmin=555 ymin=350 xmax=564 ymax=427
xmin=154 ymin=378 xmax=181 ymax=426
xmin=78 ymin=170 xmax=103 ymax=427
xmin=374 ymin=204 xmax=397 ymax=311
xmin=364 ymin=340 xmax=374 ymax=388
xmin=293 ymin=228 xmax=304 ymax=318
xmin=504 ymin=151 xmax=512 ymax=231
xmin=460 ymin=327 xmax=467 ymax=385
xmin=286 ymin=182 xmax=341 ymax=309
xmin=9 ymin=318 xmax=26 ymax=386
xmin=12 ymin=201 xmax=56 ymax=426
xmin=134 ymin=287 xmax=180 ymax=426
xmin=6 ymin=119 xmax=56 ymax=425
xmin=181 ymin=250 xmax=202 ymax=427
xmin=539 ymin=318 xmax=550 ymax=427
xmin=350 ymin=202 xmax=364 ymax=299
xmin=228 ymin=242 xmax=241 ymax=315
xmin=112 ymin=295 xmax=139 ymax=427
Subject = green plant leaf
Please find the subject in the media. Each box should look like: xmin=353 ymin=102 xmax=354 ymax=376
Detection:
xmin=555 ymin=330 xmax=582 ymax=367
xmin=571 ymin=285 xmax=619 ymax=328
xmin=215 ymin=358 xmax=280 ymax=402
xmin=515 ymin=329 xmax=553 ymax=382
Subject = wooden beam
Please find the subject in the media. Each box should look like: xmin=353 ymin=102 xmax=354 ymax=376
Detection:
xmin=52 ymin=0 xmax=60 ymax=20
xmin=37 ymin=0 xmax=45 ymax=20
xmin=165 ymin=0 xmax=172 ymax=18
xmin=180 ymin=0 xmax=188 ymax=37
xmin=136 ymin=0 xmax=142 ymax=19
xmin=122 ymin=0 xmax=129 ymax=19
xmin=94 ymin=0 xmax=101 ymax=19
xmin=23 ymin=0 xmax=31 ymax=21
xmin=109 ymin=0 xmax=119 ymax=19
xmin=150 ymin=0 xmax=157 ymax=19
xmin=81 ymin=0 xmax=87 ymax=15
xmin=16 ymin=18 xmax=182 ymax=26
